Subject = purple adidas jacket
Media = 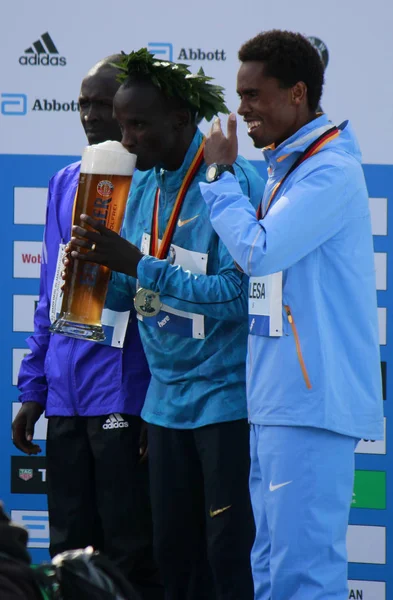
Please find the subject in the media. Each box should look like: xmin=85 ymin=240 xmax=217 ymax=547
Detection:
xmin=17 ymin=161 xmax=150 ymax=417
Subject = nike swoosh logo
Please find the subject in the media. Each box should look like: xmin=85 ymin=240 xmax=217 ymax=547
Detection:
xmin=177 ymin=215 xmax=199 ymax=227
xmin=209 ymin=505 xmax=232 ymax=518
xmin=269 ymin=480 xmax=293 ymax=492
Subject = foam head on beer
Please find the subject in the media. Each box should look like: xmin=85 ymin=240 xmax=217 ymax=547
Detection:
xmin=80 ymin=140 xmax=136 ymax=175
xmin=76 ymin=139 xmax=136 ymax=236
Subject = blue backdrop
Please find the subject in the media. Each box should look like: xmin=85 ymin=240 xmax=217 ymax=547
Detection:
xmin=1 ymin=154 xmax=391 ymax=597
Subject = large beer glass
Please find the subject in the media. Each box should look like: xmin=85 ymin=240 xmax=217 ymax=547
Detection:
xmin=50 ymin=141 xmax=136 ymax=341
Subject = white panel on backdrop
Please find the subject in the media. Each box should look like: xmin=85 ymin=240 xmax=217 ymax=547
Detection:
xmin=13 ymin=295 xmax=39 ymax=332
xmin=378 ymin=307 xmax=387 ymax=346
xmin=347 ymin=525 xmax=386 ymax=564
xmin=14 ymin=242 xmax=42 ymax=278
xmin=12 ymin=402 xmax=48 ymax=440
xmin=347 ymin=580 xmax=385 ymax=600
xmin=356 ymin=418 xmax=386 ymax=455
xmin=356 ymin=438 xmax=386 ymax=454
xmin=369 ymin=198 xmax=388 ymax=236
xmin=14 ymin=188 xmax=47 ymax=225
xmin=12 ymin=349 xmax=31 ymax=385
xmin=374 ymin=253 xmax=387 ymax=291
xmin=10 ymin=511 xmax=49 ymax=548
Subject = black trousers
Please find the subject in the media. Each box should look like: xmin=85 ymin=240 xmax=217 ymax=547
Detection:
xmin=46 ymin=415 xmax=163 ymax=600
xmin=148 ymin=419 xmax=255 ymax=600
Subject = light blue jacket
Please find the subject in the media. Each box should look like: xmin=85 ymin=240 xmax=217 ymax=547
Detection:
xmin=200 ymin=115 xmax=384 ymax=440
xmin=106 ymin=129 xmax=264 ymax=428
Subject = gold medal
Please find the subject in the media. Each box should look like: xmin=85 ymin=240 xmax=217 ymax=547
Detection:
xmin=134 ymin=288 xmax=162 ymax=317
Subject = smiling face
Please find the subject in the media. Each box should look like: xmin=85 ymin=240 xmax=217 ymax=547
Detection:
xmin=237 ymin=61 xmax=309 ymax=149
xmin=79 ymin=66 xmax=122 ymax=145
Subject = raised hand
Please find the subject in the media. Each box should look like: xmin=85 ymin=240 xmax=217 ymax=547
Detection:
xmin=204 ymin=113 xmax=238 ymax=166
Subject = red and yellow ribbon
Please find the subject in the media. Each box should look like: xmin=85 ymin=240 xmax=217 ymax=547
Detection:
xmin=150 ymin=139 xmax=205 ymax=259
xmin=258 ymin=126 xmax=340 ymax=219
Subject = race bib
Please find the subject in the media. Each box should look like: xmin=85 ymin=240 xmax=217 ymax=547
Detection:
xmin=50 ymin=243 xmax=66 ymax=325
xmin=50 ymin=243 xmax=130 ymax=348
xmin=137 ymin=233 xmax=208 ymax=339
xmin=248 ymin=272 xmax=283 ymax=337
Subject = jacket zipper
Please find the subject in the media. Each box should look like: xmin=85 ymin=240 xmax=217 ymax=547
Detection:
xmin=284 ymin=305 xmax=312 ymax=390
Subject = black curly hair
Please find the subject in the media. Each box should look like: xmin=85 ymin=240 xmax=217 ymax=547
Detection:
xmin=238 ymin=30 xmax=324 ymax=112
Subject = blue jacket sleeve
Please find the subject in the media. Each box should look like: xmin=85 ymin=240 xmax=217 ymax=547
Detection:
xmin=200 ymin=163 xmax=352 ymax=276
xmin=136 ymin=164 xmax=264 ymax=322
xmin=105 ymin=271 xmax=136 ymax=311
xmin=17 ymin=185 xmax=54 ymax=407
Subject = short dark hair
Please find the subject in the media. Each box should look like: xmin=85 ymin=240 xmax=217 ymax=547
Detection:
xmin=96 ymin=54 xmax=124 ymax=71
xmin=238 ymin=30 xmax=324 ymax=112
xmin=84 ymin=54 xmax=124 ymax=79
xmin=117 ymin=49 xmax=229 ymax=123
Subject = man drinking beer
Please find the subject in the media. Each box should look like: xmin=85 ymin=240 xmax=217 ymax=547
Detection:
xmin=12 ymin=55 xmax=162 ymax=600
xmin=67 ymin=49 xmax=264 ymax=600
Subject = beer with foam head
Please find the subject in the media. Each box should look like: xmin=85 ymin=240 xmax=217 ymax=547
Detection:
xmin=50 ymin=141 xmax=136 ymax=341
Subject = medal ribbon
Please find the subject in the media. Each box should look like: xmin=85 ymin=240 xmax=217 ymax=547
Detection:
xmin=150 ymin=139 xmax=205 ymax=259
xmin=257 ymin=125 xmax=341 ymax=220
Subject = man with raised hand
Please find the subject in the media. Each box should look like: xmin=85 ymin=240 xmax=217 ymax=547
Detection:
xmin=200 ymin=29 xmax=384 ymax=600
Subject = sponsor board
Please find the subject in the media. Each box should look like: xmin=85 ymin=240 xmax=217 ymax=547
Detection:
xmin=369 ymin=198 xmax=388 ymax=236
xmin=1 ymin=95 xmax=79 ymax=116
xmin=14 ymin=187 xmax=47 ymax=225
xmin=10 ymin=510 xmax=49 ymax=548
xmin=19 ymin=32 xmax=66 ymax=67
xmin=378 ymin=307 xmax=386 ymax=346
xmin=356 ymin=418 xmax=386 ymax=455
xmin=0 ymin=93 xmax=27 ymax=116
xmin=308 ymin=37 xmax=329 ymax=69
xmin=0 ymin=7 xmax=390 ymax=586
xmin=347 ymin=525 xmax=386 ymax=565
xmin=374 ymin=253 xmax=387 ymax=291
xmin=31 ymin=98 xmax=79 ymax=112
xmin=12 ymin=348 xmax=31 ymax=385
xmin=13 ymin=295 xmax=39 ymax=332
xmin=14 ymin=241 xmax=42 ymax=278
xmin=352 ymin=470 xmax=386 ymax=509
xmin=11 ymin=456 xmax=46 ymax=494
xmin=347 ymin=580 xmax=385 ymax=600
xmin=148 ymin=41 xmax=226 ymax=62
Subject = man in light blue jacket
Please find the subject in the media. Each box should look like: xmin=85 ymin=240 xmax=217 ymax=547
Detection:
xmin=200 ymin=30 xmax=384 ymax=600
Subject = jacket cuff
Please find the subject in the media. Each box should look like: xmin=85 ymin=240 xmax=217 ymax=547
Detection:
xmin=199 ymin=171 xmax=243 ymax=209
xmin=19 ymin=392 xmax=47 ymax=408
xmin=137 ymin=255 xmax=165 ymax=292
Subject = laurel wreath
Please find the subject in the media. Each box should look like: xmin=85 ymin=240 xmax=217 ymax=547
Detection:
xmin=113 ymin=48 xmax=229 ymax=122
